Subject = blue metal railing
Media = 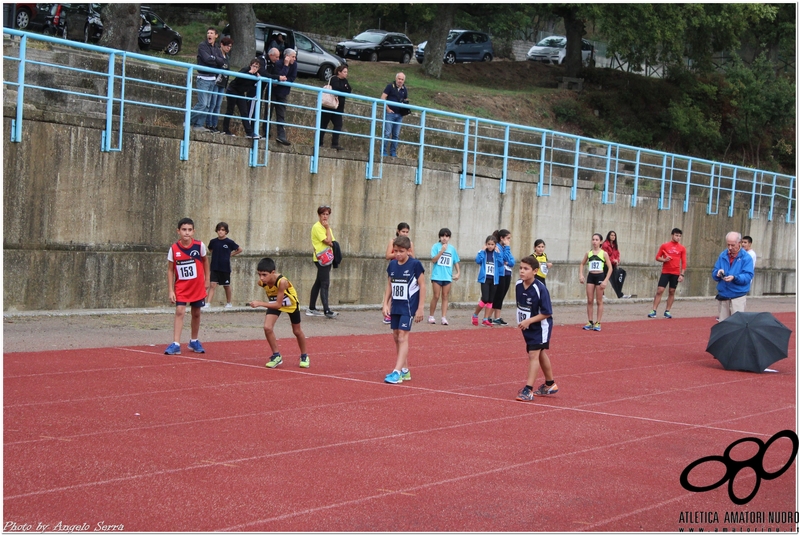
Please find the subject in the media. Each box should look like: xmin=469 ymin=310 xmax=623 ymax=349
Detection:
xmin=3 ymin=28 xmax=795 ymax=223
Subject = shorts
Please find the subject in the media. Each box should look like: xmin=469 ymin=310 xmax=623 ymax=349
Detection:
xmin=480 ymin=280 xmax=496 ymax=305
xmin=210 ymin=270 xmax=231 ymax=286
xmin=526 ymin=341 xmax=550 ymax=352
xmin=176 ymin=299 xmax=206 ymax=308
xmin=390 ymin=314 xmax=413 ymax=331
xmin=432 ymin=280 xmax=451 ymax=287
xmin=266 ymin=307 xmax=302 ymax=325
xmin=658 ymin=273 xmax=680 ymax=289
xmin=586 ymin=272 xmax=605 ymax=285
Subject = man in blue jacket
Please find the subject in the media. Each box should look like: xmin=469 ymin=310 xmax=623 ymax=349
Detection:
xmin=712 ymin=231 xmax=754 ymax=321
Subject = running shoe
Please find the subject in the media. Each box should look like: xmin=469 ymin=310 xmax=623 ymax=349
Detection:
xmin=441 ymin=317 xmax=449 ymax=325
xmin=299 ymin=354 xmax=309 ymax=368
xmin=482 ymin=318 xmax=493 ymax=327
xmin=428 ymin=316 xmax=436 ymax=324
xmin=647 ymin=310 xmax=657 ymax=318
xmin=583 ymin=322 xmax=594 ymax=330
xmin=516 ymin=386 xmax=535 ymax=402
xmin=324 ymin=310 xmax=339 ymax=318
xmin=188 ymin=340 xmax=205 ymax=353
xmin=383 ymin=315 xmax=391 ymax=324
xmin=592 ymin=323 xmax=602 ymax=331
xmin=533 ymin=382 xmax=559 ymax=396
xmin=306 ymin=309 xmax=324 ymax=317
xmin=164 ymin=342 xmax=181 ymax=355
xmin=384 ymin=370 xmax=403 ymax=384
xmin=493 ymin=318 xmax=508 ymax=326
xmin=224 ymin=303 xmax=233 ymax=308
xmin=400 ymin=369 xmax=411 ymax=381
xmin=471 ymin=315 xmax=479 ymax=326
xmin=202 ymin=303 xmax=210 ymax=309
xmin=265 ymin=354 xmax=283 ymax=368
xmin=664 ymin=310 xmax=672 ymax=319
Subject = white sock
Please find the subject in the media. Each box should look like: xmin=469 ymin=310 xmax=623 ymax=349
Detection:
xmin=401 ymin=368 xmax=409 ymax=373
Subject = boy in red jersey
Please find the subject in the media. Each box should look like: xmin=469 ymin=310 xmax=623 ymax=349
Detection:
xmin=165 ymin=218 xmax=211 ymax=355
xmin=647 ymin=228 xmax=687 ymax=319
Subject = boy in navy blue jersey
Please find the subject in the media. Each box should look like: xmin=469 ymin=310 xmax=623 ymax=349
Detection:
xmin=206 ymin=222 xmax=243 ymax=307
xmin=515 ymin=256 xmax=558 ymax=401
xmin=382 ymin=235 xmax=425 ymax=384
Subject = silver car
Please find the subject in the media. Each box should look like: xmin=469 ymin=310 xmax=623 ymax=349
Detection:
xmin=526 ymin=36 xmax=593 ymax=65
xmin=294 ymin=31 xmax=346 ymax=81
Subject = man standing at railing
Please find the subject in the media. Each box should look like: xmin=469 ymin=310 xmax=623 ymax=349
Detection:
xmin=269 ymin=48 xmax=297 ymax=146
xmin=190 ymin=28 xmax=227 ymax=131
xmin=380 ymin=72 xmax=409 ymax=158
xmin=257 ymin=48 xmax=283 ymax=138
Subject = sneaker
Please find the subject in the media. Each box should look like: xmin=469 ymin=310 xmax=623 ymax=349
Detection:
xmin=188 ymin=340 xmax=205 ymax=353
xmin=191 ymin=125 xmax=205 ymax=131
xmin=400 ymin=369 xmax=411 ymax=381
xmin=583 ymin=322 xmax=594 ymax=330
xmin=306 ymin=309 xmax=324 ymax=317
xmin=203 ymin=303 xmax=210 ymax=309
xmin=482 ymin=318 xmax=494 ymax=327
xmin=383 ymin=315 xmax=391 ymax=324
xmin=516 ymin=386 xmax=535 ymax=402
xmin=428 ymin=316 xmax=436 ymax=324
xmin=384 ymin=370 xmax=403 ymax=384
xmin=593 ymin=322 xmax=602 ymax=332
xmin=246 ymin=133 xmax=261 ymax=139
xmin=664 ymin=310 xmax=672 ymax=319
xmin=441 ymin=317 xmax=449 ymax=325
xmin=265 ymin=354 xmax=283 ymax=368
xmin=299 ymin=355 xmax=309 ymax=368
xmin=622 ymin=294 xmax=632 ymax=299
xmin=471 ymin=315 xmax=479 ymax=326
xmin=276 ymin=138 xmax=291 ymax=146
xmin=222 ymin=131 xmax=235 ymax=137
xmin=493 ymin=318 xmax=508 ymax=326
xmin=647 ymin=310 xmax=657 ymax=318
xmin=533 ymin=382 xmax=559 ymax=396
xmin=164 ymin=342 xmax=181 ymax=355
xmin=324 ymin=310 xmax=339 ymax=318
xmin=224 ymin=303 xmax=233 ymax=308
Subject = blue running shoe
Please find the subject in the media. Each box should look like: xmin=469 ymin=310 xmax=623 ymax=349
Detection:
xmin=593 ymin=322 xmax=602 ymax=332
xmin=188 ymin=340 xmax=205 ymax=353
xmin=647 ymin=310 xmax=657 ymax=318
xmin=516 ymin=386 xmax=535 ymax=402
xmin=664 ymin=310 xmax=672 ymax=319
xmin=533 ymin=382 xmax=559 ymax=396
xmin=583 ymin=322 xmax=594 ymax=330
xmin=384 ymin=370 xmax=403 ymax=384
xmin=164 ymin=342 xmax=181 ymax=355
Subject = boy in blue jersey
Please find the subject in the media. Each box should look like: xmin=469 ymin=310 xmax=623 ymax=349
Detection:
xmin=382 ymin=235 xmax=426 ymax=384
xmin=515 ymin=256 xmax=558 ymax=402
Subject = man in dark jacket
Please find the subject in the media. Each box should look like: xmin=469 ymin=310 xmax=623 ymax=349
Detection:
xmin=190 ymin=28 xmax=227 ymax=130
xmin=269 ymin=48 xmax=298 ymax=146
xmin=257 ymin=48 xmax=283 ymax=138
xmin=221 ymin=58 xmax=261 ymax=138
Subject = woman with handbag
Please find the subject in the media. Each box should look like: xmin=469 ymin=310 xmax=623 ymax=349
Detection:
xmin=308 ymin=205 xmax=338 ymax=318
xmin=319 ymin=66 xmax=351 ymax=151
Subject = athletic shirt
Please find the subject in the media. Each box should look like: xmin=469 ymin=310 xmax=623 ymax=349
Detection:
xmin=208 ymin=237 xmax=240 ymax=272
xmin=386 ymin=257 xmax=425 ymax=316
xmin=485 ymin=250 xmax=496 ymax=278
xmin=534 ymin=252 xmax=549 ymax=278
xmin=587 ymin=249 xmax=606 ymax=272
xmin=515 ymin=278 xmax=553 ymax=344
xmin=261 ymin=274 xmax=299 ymax=313
xmin=168 ymin=240 xmax=207 ymax=302
xmin=430 ymin=242 xmax=459 ymax=282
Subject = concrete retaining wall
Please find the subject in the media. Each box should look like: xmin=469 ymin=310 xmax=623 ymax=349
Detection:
xmin=3 ymin=108 xmax=795 ymax=312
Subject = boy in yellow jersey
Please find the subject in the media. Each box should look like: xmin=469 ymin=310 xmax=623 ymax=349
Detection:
xmin=248 ymin=257 xmax=310 ymax=368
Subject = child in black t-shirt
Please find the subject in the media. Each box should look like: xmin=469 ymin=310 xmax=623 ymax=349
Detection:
xmin=206 ymin=222 xmax=243 ymax=308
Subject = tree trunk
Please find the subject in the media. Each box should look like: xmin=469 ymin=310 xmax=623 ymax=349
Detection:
xmin=421 ymin=4 xmax=456 ymax=79
xmin=226 ymin=3 xmax=257 ymax=71
xmin=98 ymin=3 xmax=141 ymax=52
xmin=562 ymin=9 xmax=586 ymax=78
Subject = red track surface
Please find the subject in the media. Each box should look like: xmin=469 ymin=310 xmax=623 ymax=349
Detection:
xmin=4 ymin=314 xmax=797 ymax=532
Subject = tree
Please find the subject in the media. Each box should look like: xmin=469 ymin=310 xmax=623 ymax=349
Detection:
xmin=98 ymin=3 xmax=141 ymax=52
xmin=421 ymin=4 xmax=456 ymax=79
xmin=226 ymin=3 xmax=257 ymax=70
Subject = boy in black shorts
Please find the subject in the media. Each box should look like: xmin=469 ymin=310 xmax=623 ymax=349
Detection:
xmin=248 ymin=258 xmax=309 ymax=369
xmin=207 ymin=222 xmax=243 ymax=308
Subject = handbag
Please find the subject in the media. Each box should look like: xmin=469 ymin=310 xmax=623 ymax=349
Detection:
xmin=316 ymin=247 xmax=334 ymax=266
xmin=321 ymin=84 xmax=339 ymax=109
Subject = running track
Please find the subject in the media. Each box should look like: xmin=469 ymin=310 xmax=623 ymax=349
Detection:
xmin=4 ymin=314 xmax=796 ymax=531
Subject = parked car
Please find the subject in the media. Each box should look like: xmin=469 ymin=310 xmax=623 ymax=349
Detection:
xmin=335 ymin=29 xmax=413 ymax=64
xmin=526 ymin=35 xmax=593 ymax=65
xmin=222 ymin=23 xmax=343 ymax=81
xmin=415 ymin=29 xmax=494 ymax=64
xmin=13 ymin=3 xmax=37 ymax=29
xmin=58 ymin=4 xmax=181 ymax=55
xmin=22 ymin=3 xmax=66 ymax=35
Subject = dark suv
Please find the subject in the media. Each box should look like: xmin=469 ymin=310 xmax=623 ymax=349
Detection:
xmin=336 ymin=30 xmax=413 ymax=63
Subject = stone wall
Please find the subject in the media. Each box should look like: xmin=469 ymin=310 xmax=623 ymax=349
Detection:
xmin=3 ymin=109 xmax=795 ymax=312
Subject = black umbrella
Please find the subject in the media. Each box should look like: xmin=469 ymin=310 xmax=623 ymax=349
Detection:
xmin=706 ymin=312 xmax=792 ymax=373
